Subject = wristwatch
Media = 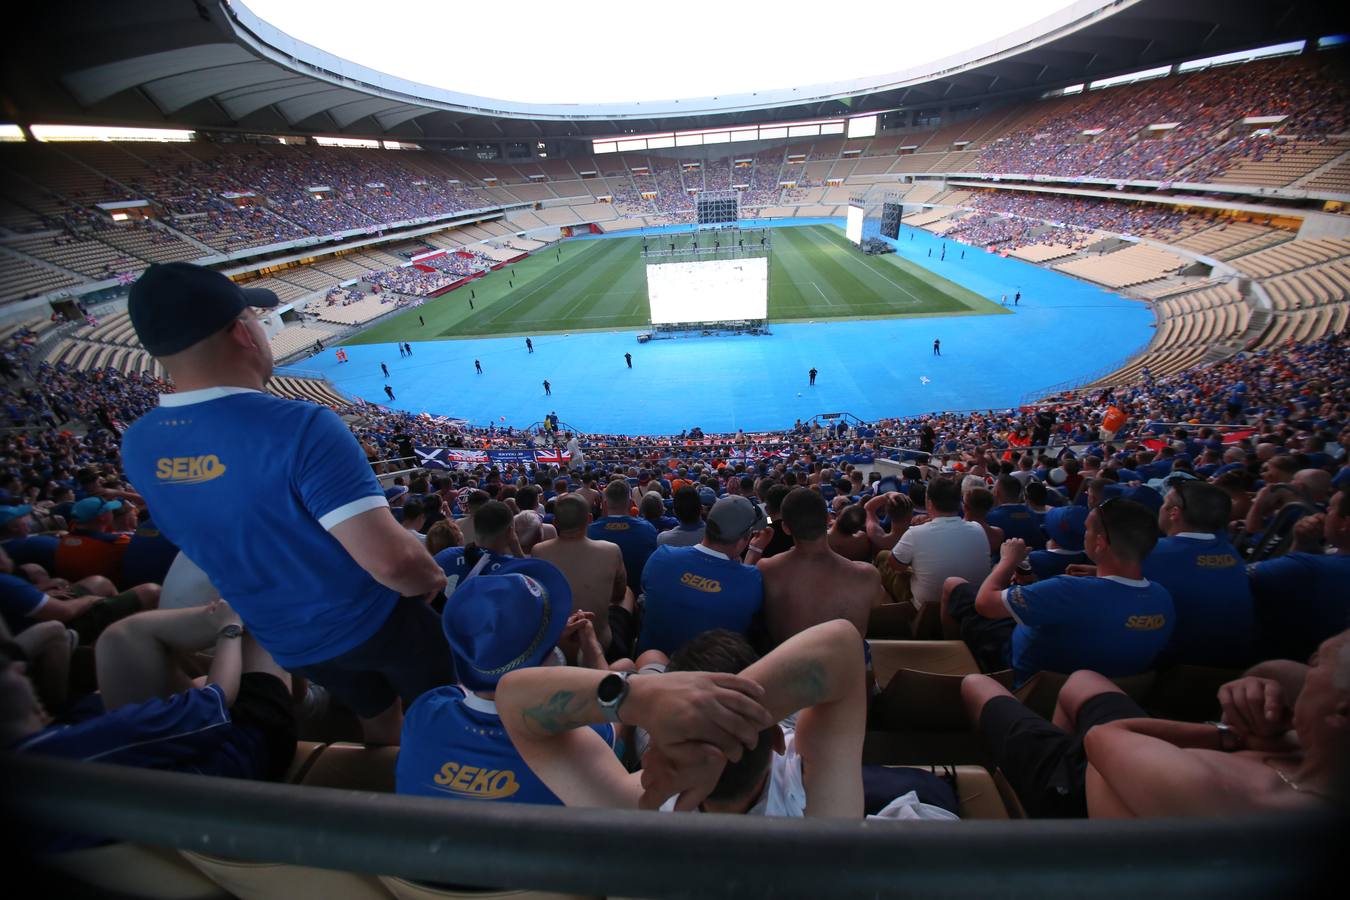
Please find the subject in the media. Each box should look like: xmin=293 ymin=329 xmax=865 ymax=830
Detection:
xmin=597 ymin=672 xmax=632 ymax=723
xmin=217 ymin=624 xmax=243 ymax=640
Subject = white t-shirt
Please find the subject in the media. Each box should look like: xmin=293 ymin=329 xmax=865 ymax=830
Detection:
xmin=659 ymin=728 xmax=807 ymax=817
xmin=891 ymin=515 xmax=992 ymax=609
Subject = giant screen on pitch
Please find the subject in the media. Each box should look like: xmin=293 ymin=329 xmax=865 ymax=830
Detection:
xmin=845 ymin=204 xmax=865 ymax=244
xmin=646 ymin=257 xmax=768 ymax=324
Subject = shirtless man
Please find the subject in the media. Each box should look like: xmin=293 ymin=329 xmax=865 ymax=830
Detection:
xmin=827 ymin=504 xmax=873 ymax=562
xmin=759 ymin=489 xmax=886 ymax=646
xmin=962 ymin=486 xmax=1004 ymax=558
xmin=864 ymin=491 xmax=912 ymax=555
xmin=1084 ymin=629 xmax=1349 ymax=817
xmin=531 ymin=494 xmax=635 ymax=662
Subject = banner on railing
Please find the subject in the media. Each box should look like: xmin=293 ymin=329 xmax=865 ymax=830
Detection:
xmin=487 ymin=449 xmax=539 ymax=466
xmin=415 ymin=447 xmax=489 ymax=469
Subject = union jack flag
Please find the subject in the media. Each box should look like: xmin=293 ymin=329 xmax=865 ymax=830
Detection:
xmin=115 ymin=271 xmax=138 ymax=285
xmin=534 ymin=448 xmax=571 ymax=465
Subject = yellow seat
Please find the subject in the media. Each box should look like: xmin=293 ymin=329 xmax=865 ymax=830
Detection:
xmin=44 ymin=843 xmax=230 ymax=899
xmin=181 ymin=851 xmax=394 ymax=900
xmin=869 ymin=640 xmax=979 ymax=688
xmin=379 ymin=876 xmax=598 ymax=900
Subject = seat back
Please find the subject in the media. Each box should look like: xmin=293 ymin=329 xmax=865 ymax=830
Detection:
xmin=866 ymin=602 xmax=915 ymax=639
xmin=871 ymin=668 xmax=1014 ymax=732
xmin=868 ymin=640 xmax=979 ymax=689
xmin=181 ymin=851 xmax=394 ymax=900
xmin=44 ymin=843 xmax=230 ymax=900
xmin=380 ymin=876 xmax=597 ymax=900
xmin=299 ymin=742 xmax=400 ymax=792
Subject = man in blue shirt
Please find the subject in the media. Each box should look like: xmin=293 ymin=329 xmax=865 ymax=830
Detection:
xmin=1145 ymin=480 xmax=1254 ymax=667
xmin=4 ymin=602 xmax=297 ymax=851
xmin=0 ymin=506 xmax=58 ymax=572
xmin=1247 ymin=489 xmax=1350 ymax=662
xmin=433 ymin=500 xmax=521 ymax=593
xmin=986 ymin=475 xmax=1044 ymax=549
xmin=397 ymin=558 xmax=615 ymax=805
xmin=1027 ymin=506 xmax=1089 ymax=580
xmin=944 ymin=498 xmax=1174 ymax=685
xmin=638 ymin=495 xmax=767 ymax=655
xmin=588 ymin=479 xmax=658 ymax=595
xmin=119 ymin=263 xmax=451 ymax=745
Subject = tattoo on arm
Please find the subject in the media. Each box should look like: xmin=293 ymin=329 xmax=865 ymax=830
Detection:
xmin=520 ymin=689 xmax=592 ymax=737
xmin=785 ymin=659 xmax=828 ymax=710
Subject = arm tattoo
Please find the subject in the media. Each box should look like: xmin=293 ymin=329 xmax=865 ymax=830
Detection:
xmin=785 ymin=659 xmax=829 ymax=710
xmin=520 ymin=689 xmax=591 ymax=737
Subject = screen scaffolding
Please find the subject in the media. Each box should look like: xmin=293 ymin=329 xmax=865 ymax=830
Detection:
xmin=696 ymin=189 xmax=739 ymax=225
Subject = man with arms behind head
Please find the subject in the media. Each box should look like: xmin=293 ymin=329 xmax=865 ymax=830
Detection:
xmin=497 ymin=619 xmax=865 ymax=817
xmin=532 ymin=494 xmax=635 ymax=663
xmin=120 ymin=263 xmax=450 ymax=745
xmin=759 ymin=488 xmax=886 ymax=646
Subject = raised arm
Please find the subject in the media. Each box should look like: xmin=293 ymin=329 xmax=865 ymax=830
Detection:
xmin=975 ymin=539 xmax=1028 ymax=618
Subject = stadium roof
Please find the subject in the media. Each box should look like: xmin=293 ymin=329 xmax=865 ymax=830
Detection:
xmin=1 ymin=0 xmax=1342 ymax=143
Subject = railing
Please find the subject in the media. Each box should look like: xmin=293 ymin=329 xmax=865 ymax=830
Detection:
xmin=3 ymin=754 xmax=1336 ymax=899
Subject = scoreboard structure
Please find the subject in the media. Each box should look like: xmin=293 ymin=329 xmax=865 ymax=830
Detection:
xmin=696 ymin=189 xmax=739 ymax=225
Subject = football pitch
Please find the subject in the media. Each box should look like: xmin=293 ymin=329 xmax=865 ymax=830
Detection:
xmin=345 ymin=224 xmax=1007 ymax=345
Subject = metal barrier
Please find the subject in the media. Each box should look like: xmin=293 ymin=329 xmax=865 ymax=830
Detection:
xmin=3 ymin=754 xmax=1336 ymax=899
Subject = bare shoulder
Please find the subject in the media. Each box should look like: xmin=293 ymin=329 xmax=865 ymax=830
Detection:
xmin=843 ymin=558 xmax=882 ymax=581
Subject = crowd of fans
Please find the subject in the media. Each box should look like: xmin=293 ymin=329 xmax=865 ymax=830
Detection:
xmin=2 ymin=258 xmax=1345 ymax=863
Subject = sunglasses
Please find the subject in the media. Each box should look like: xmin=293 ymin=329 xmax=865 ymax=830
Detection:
xmin=1094 ymin=495 xmax=1122 ymax=544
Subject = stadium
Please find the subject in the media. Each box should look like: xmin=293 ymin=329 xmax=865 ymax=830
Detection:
xmin=0 ymin=0 xmax=1346 ymax=896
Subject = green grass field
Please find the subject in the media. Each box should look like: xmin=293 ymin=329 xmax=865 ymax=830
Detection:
xmin=346 ymin=224 xmax=1006 ymax=345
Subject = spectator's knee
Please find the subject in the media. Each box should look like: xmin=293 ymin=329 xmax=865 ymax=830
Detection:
xmin=634 ymin=649 xmax=669 ymax=671
xmin=942 ymin=577 xmax=968 ymax=599
xmin=132 ymin=583 xmax=161 ymax=610
xmin=1060 ymin=670 xmax=1121 ymax=719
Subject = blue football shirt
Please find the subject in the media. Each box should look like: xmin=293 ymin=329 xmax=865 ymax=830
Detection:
xmin=987 ymin=504 xmax=1045 ymax=549
xmin=433 ymin=546 xmax=516 ymax=593
xmin=397 ymin=686 xmax=613 ymax=805
xmin=588 ymin=515 xmax=658 ymax=593
xmin=2 ymin=535 xmax=58 ymax=571
xmin=0 ymin=572 xmax=47 ymax=634
xmin=1247 ymin=552 xmax=1350 ymax=661
xmin=1143 ymin=534 xmax=1253 ymax=667
xmin=121 ymin=387 xmax=396 ymax=668
xmin=638 ymin=544 xmax=763 ymax=654
xmin=1002 ymin=575 xmax=1174 ymax=686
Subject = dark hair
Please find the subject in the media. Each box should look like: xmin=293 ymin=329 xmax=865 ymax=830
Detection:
xmin=909 ymin=482 xmax=927 ymax=509
xmin=604 ymin=479 xmax=631 ymax=507
xmin=552 ymin=494 xmax=590 ymax=532
xmin=834 ymin=504 xmax=866 ymax=536
xmin=473 ymin=500 xmax=514 ymax=544
xmin=517 ymin=485 xmax=540 ymax=510
xmin=672 ymin=486 xmax=702 ymax=526
xmin=1025 ymin=481 xmax=1047 ymax=506
xmin=400 ymin=497 xmax=426 ymax=521
xmin=1169 ymin=481 xmax=1231 ymax=533
xmin=1095 ymin=498 xmax=1160 ymax=563
xmin=464 ymin=489 xmax=490 ymax=511
xmin=667 ymin=630 xmax=774 ymax=804
xmin=964 ymin=487 xmax=995 ymax=516
xmin=765 ymin=484 xmax=792 ymax=517
xmin=780 ymin=487 xmax=827 ymax=541
xmin=995 ymin=475 xmax=1023 ymax=501
xmin=926 ymin=475 xmax=962 ymax=514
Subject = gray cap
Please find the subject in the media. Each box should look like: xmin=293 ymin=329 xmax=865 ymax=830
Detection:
xmin=705 ymin=495 xmax=767 ymax=543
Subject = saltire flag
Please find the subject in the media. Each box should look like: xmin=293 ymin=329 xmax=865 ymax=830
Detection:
xmin=415 ymin=447 xmax=488 ymax=469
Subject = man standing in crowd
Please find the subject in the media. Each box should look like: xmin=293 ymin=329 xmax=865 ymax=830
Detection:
xmin=120 ymin=263 xmax=450 ymax=745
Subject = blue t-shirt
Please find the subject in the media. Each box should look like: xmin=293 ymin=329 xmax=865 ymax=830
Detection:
xmin=121 ymin=388 xmax=396 ymax=668
xmin=1247 ymin=552 xmax=1350 ymax=662
xmin=1143 ymin=535 xmax=1253 ymax=667
xmin=433 ymin=546 xmax=515 ymax=593
xmin=0 ymin=572 xmax=46 ymax=634
xmin=638 ymin=544 xmax=763 ymax=654
xmin=588 ymin=516 xmax=658 ymax=593
xmin=1003 ymin=575 xmax=1175 ymax=686
xmin=1027 ymin=548 xmax=1087 ymax=581
xmin=2 ymin=535 xmax=58 ymax=571
xmin=397 ymin=685 xmax=613 ymax=805
xmin=987 ymin=504 xmax=1045 ymax=549
xmin=118 ymin=519 xmax=180 ymax=587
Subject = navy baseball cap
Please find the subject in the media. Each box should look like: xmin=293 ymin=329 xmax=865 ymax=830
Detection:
xmin=129 ymin=263 xmax=278 ymax=357
xmin=443 ymin=558 xmax=572 ymax=692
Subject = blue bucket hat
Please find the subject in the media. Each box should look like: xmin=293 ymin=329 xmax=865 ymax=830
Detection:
xmin=442 ymin=558 xmax=572 ymax=692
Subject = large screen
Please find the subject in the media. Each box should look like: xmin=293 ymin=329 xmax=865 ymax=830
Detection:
xmin=846 ymin=204 xmax=864 ymax=244
xmin=646 ymin=257 xmax=768 ymax=325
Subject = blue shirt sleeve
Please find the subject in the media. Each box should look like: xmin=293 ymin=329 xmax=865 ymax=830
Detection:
xmin=293 ymin=406 xmax=387 ymax=529
xmin=0 ymin=573 xmax=47 ymax=629
xmin=1005 ymin=577 xmax=1088 ymax=626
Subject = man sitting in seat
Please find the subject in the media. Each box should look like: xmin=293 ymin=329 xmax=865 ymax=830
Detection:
xmin=531 ymin=495 xmax=635 ymax=663
xmin=1145 ymin=479 xmax=1254 ymax=667
xmin=1 ymin=546 xmax=159 ymax=649
xmin=53 ymin=498 xmax=131 ymax=586
xmin=498 ymin=619 xmax=865 ymax=817
xmin=637 ymin=496 xmax=769 ymax=656
xmin=881 ymin=474 xmax=990 ymax=613
xmin=397 ymin=559 xmax=619 ymax=806
xmin=1026 ymin=506 xmax=1089 ymax=580
xmin=2 ymin=601 xmax=297 ymax=850
xmin=1084 ymin=629 xmax=1350 ymax=817
xmin=942 ymin=498 xmax=1174 ymax=686
xmin=434 ymin=501 xmax=522 ymax=593
xmin=1246 ymin=490 xmax=1350 ymax=663
xmin=588 ymin=480 xmax=659 ymax=596
xmin=987 ymin=475 xmax=1044 ymax=549
xmin=759 ymin=488 xmax=885 ymax=646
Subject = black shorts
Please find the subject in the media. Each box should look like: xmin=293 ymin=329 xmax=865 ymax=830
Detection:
xmin=978 ymin=691 xmax=1147 ymax=818
xmin=946 ymin=582 xmax=1014 ymax=673
xmin=291 ymin=597 xmax=456 ymax=719
xmin=606 ymin=604 xmax=637 ymax=664
xmin=230 ymin=672 xmax=299 ymax=782
xmin=72 ymin=589 xmax=144 ymax=646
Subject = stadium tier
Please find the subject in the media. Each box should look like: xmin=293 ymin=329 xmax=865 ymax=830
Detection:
xmin=2 ymin=4 xmax=1347 ymax=896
